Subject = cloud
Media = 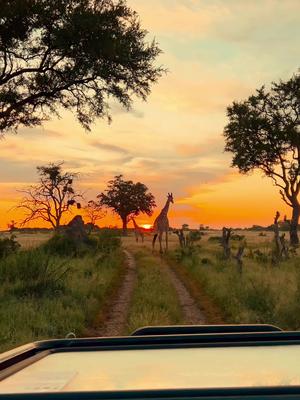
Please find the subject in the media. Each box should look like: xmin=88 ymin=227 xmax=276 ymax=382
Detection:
xmin=89 ymin=140 xmax=129 ymax=155
xmin=0 ymin=159 xmax=38 ymax=183
xmin=175 ymin=137 xmax=224 ymax=158
xmin=124 ymin=157 xmax=160 ymax=170
xmin=109 ymin=102 xmax=144 ymax=119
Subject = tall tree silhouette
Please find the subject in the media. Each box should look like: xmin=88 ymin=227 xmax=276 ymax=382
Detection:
xmin=0 ymin=0 xmax=164 ymax=133
xmin=224 ymin=72 xmax=300 ymax=245
xmin=98 ymin=175 xmax=156 ymax=234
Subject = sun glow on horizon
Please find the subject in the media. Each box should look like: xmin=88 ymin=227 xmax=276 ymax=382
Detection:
xmin=141 ymin=224 xmax=153 ymax=230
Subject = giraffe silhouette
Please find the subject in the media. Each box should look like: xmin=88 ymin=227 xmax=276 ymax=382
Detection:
xmin=131 ymin=217 xmax=144 ymax=243
xmin=152 ymin=193 xmax=174 ymax=254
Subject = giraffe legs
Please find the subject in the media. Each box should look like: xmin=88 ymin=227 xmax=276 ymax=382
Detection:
xmin=153 ymin=231 xmax=166 ymax=254
xmin=165 ymin=230 xmax=169 ymax=251
xmin=152 ymin=234 xmax=158 ymax=251
xmin=158 ymin=232 xmax=163 ymax=254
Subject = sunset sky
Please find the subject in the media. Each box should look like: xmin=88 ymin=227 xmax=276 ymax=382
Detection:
xmin=1 ymin=0 xmax=300 ymax=230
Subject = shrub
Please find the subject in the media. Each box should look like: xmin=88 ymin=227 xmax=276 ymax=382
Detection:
xmin=0 ymin=235 xmax=20 ymax=258
xmin=187 ymin=231 xmax=202 ymax=244
xmin=0 ymin=248 xmax=70 ymax=296
xmin=242 ymin=279 xmax=276 ymax=322
xmin=94 ymin=229 xmax=121 ymax=254
xmin=253 ymin=249 xmax=269 ymax=264
xmin=231 ymin=234 xmax=245 ymax=241
xmin=43 ymin=229 xmax=121 ymax=258
xmin=201 ymin=257 xmax=212 ymax=265
xmin=43 ymin=234 xmax=102 ymax=257
xmin=43 ymin=234 xmax=79 ymax=257
xmin=174 ymin=246 xmax=200 ymax=266
xmin=208 ymin=236 xmax=222 ymax=243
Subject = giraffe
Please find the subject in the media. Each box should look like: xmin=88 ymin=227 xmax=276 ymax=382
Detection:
xmin=152 ymin=193 xmax=174 ymax=254
xmin=131 ymin=217 xmax=144 ymax=243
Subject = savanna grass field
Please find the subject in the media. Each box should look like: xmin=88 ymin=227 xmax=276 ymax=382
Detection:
xmin=1 ymin=228 xmax=300 ymax=353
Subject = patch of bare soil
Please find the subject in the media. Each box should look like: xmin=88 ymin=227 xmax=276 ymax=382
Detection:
xmin=88 ymin=249 xmax=137 ymax=337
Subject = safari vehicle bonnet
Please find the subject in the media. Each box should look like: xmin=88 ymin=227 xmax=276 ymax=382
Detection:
xmin=1 ymin=324 xmax=300 ymax=399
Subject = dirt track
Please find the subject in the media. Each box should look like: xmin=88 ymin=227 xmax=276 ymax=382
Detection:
xmin=94 ymin=249 xmax=137 ymax=336
xmin=99 ymin=247 xmax=206 ymax=336
xmin=161 ymin=258 xmax=206 ymax=324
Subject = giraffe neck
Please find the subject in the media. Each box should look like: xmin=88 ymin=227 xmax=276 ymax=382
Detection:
xmin=132 ymin=218 xmax=138 ymax=228
xmin=160 ymin=199 xmax=170 ymax=217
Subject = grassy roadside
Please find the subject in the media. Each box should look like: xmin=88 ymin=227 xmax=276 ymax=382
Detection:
xmin=125 ymin=248 xmax=182 ymax=334
xmin=0 ymin=246 xmax=124 ymax=352
xmin=169 ymin=245 xmax=300 ymax=330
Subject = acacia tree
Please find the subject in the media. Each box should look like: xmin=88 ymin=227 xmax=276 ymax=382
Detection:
xmin=224 ymin=73 xmax=300 ymax=245
xmin=98 ymin=175 xmax=156 ymax=234
xmin=0 ymin=0 xmax=164 ymax=133
xmin=18 ymin=163 xmax=82 ymax=229
xmin=84 ymin=200 xmax=106 ymax=231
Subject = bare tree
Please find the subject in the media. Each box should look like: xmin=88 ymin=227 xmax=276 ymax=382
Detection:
xmin=83 ymin=200 xmax=106 ymax=231
xmin=234 ymin=244 xmax=245 ymax=274
xmin=221 ymin=227 xmax=232 ymax=259
xmin=17 ymin=163 xmax=82 ymax=229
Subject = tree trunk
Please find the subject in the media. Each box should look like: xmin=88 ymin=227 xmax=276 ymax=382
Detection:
xmin=122 ymin=216 xmax=128 ymax=236
xmin=221 ymin=227 xmax=231 ymax=259
xmin=290 ymin=205 xmax=300 ymax=246
xmin=273 ymin=211 xmax=281 ymax=262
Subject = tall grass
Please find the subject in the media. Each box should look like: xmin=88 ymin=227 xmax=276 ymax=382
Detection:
xmin=0 ymin=237 xmax=123 ymax=352
xmin=171 ymin=244 xmax=300 ymax=330
xmin=125 ymin=249 xmax=182 ymax=334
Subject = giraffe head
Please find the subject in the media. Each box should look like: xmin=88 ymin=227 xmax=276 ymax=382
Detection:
xmin=167 ymin=193 xmax=174 ymax=204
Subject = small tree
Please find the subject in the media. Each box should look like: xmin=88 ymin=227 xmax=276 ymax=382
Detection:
xmin=17 ymin=163 xmax=82 ymax=229
xmin=0 ymin=0 xmax=164 ymax=134
xmin=224 ymin=73 xmax=300 ymax=245
xmin=84 ymin=200 xmax=106 ymax=231
xmin=98 ymin=175 xmax=156 ymax=234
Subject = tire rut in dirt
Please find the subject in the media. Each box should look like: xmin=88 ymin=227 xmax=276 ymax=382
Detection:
xmin=97 ymin=249 xmax=136 ymax=336
xmin=159 ymin=256 xmax=206 ymax=324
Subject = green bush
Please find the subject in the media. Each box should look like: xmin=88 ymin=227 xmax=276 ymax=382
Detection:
xmin=43 ymin=234 xmax=80 ymax=257
xmin=252 ymin=249 xmax=270 ymax=264
xmin=0 ymin=248 xmax=69 ymax=297
xmin=0 ymin=235 xmax=20 ymax=258
xmin=187 ymin=231 xmax=202 ymax=244
xmin=0 ymin=247 xmax=124 ymax=352
xmin=201 ymin=257 xmax=212 ymax=265
xmin=43 ymin=234 xmax=99 ymax=257
xmin=174 ymin=246 xmax=199 ymax=266
xmin=43 ymin=229 xmax=121 ymax=258
xmin=208 ymin=236 xmax=222 ymax=243
xmin=94 ymin=229 xmax=121 ymax=254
